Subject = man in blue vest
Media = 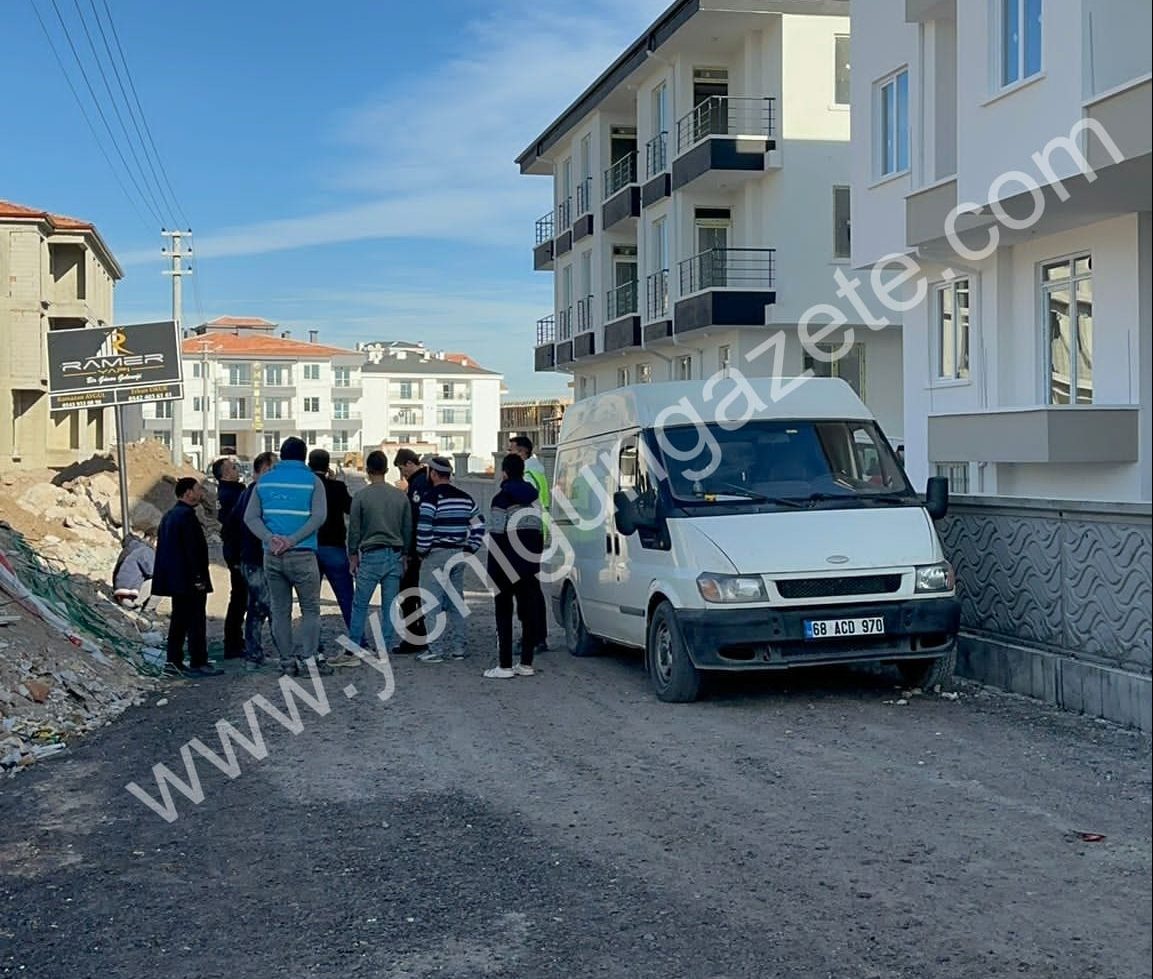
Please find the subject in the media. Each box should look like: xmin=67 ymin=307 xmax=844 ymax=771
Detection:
xmin=243 ymin=436 xmax=329 ymax=676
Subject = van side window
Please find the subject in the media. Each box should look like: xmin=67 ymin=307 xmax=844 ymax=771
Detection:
xmin=619 ymin=436 xmax=665 ymax=549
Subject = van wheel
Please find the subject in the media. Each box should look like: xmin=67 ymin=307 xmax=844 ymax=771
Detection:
xmin=562 ymin=585 xmax=602 ymax=658
xmin=647 ymin=601 xmax=702 ymax=703
xmin=898 ymin=646 xmax=957 ymax=691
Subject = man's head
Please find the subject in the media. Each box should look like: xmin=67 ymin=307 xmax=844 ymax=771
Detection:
xmin=508 ymin=435 xmax=534 ymax=461
xmin=253 ymin=451 xmax=276 ymax=477
xmin=308 ymin=448 xmax=331 ymax=476
xmin=501 ymin=452 xmax=526 ymax=482
xmin=279 ymin=436 xmax=308 ymax=462
xmin=394 ymin=447 xmax=422 ymax=479
xmin=427 ymin=456 xmax=453 ymax=484
xmin=211 ymin=457 xmax=239 ymax=482
xmin=174 ymin=476 xmax=203 ymax=505
xmin=365 ymin=450 xmax=388 ymax=479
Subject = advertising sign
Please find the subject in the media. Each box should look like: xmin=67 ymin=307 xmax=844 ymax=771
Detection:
xmin=47 ymin=321 xmax=183 ymax=412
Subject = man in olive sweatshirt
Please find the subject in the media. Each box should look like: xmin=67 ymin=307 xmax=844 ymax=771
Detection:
xmin=346 ymin=449 xmax=413 ymax=657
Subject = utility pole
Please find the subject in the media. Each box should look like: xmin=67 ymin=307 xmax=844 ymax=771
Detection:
xmin=200 ymin=339 xmax=210 ymax=468
xmin=162 ymin=229 xmax=192 ymax=466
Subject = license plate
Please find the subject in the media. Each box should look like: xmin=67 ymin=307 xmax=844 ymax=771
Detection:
xmin=804 ymin=616 xmax=886 ymax=640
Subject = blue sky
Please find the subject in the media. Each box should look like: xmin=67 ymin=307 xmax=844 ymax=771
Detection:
xmin=1 ymin=0 xmax=669 ymax=395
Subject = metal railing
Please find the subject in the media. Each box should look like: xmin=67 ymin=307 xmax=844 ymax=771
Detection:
xmin=645 ymin=131 xmax=668 ymax=178
xmin=575 ymin=177 xmax=593 ymax=216
xmin=645 ymin=270 xmax=669 ymax=321
xmin=576 ymin=295 xmax=595 ymax=332
xmin=677 ymin=247 xmax=777 ymax=294
xmin=606 ymin=279 xmax=639 ymax=320
xmin=534 ymin=210 xmax=554 ymax=244
xmin=535 ymin=315 xmax=555 ymax=345
xmin=675 ymin=96 xmax=777 ymax=154
xmin=557 ymin=306 xmax=574 ymax=341
xmin=556 ymin=197 xmax=573 ymax=231
xmin=603 ymin=151 xmax=638 ymax=198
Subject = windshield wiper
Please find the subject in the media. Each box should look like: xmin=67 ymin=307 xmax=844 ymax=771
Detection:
xmin=686 ymin=482 xmax=807 ymax=508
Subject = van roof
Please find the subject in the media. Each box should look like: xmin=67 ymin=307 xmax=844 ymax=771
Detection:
xmin=557 ymin=377 xmax=873 ymax=443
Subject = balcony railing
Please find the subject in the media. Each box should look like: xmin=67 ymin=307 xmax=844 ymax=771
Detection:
xmin=557 ymin=306 xmax=574 ymax=341
xmin=645 ymin=131 xmax=668 ymax=178
xmin=556 ymin=197 xmax=573 ymax=231
xmin=606 ymin=279 xmax=639 ymax=320
xmin=645 ymin=270 xmax=669 ymax=321
xmin=575 ymin=177 xmax=593 ymax=216
xmin=575 ymin=295 xmax=595 ymax=333
xmin=534 ymin=210 xmax=555 ymax=244
xmin=603 ymin=151 xmax=638 ymax=198
xmin=536 ymin=314 xmax=555 ymax=345
xmin=675 ymin=96 xmax=776 ymax=154
xmin=678 ymin=247 xmax=777 ymax=294
xmin=390 ymin=414 xmax=424 ymax=427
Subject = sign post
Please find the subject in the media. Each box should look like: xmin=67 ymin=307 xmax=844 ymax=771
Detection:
xmin=113 ymin=406 xmax=132 ymax=541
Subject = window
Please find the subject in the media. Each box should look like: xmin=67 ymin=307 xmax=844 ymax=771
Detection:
xmin=833 ymin=186 xmax=852 ymax=259
xmin=333 ymin=367 xmax=352 ymax=387
xmin=804 ymin=341 xmax=865 ymax=399
xmin=191 ymin=396 xmax=204 ymax=413
xmin=264 ymin=365 xmax=290 ymax=386
xmin=676 ymin=355 xmax=693 ymax=380
xmin=934 ymin=462 xmax=971 ymax=494
xmin=617 ymin=366 xmax=632 ymax=387
xmin=877 ymin=70 xmax=909 ymax=176
xmin=191 ymin=361 xmax=203 ymax=379
xmin=934 ymin=279 xmax=971 ymax=381
xmin=226 ymin=364 xmax=251 ymax=386
xmin=301 ymin=430 xmax=318 ymax=444
xmin=393 ymin=381 xmax=417 ymax=400
xmin=303 ymin=364 xmax=320 ymax=381
xmin=332 ymin=432 xmax=350 ymax=453
xmin=834 ymin=34 xmax=851 ymax=105
xmin=263 ymin=432 xmax=281 ymax=453
xmin=637 ymin=363 xmax=653 ymax=384
xmin=154 ymin=401 xmax=173 ymax=419
xmin=226 ymin=398 xmax=248 ymax=420
xmin=1000 ymin=0 xmax=1042 ymax=88
xmin=718 ymin=345 xmax=732 ymax=375
xmin=263 ymin=399 xmax=287 ymax=420
xmin=438 ymin=434 xmax=466 ymax=454
xmin=438 ymin=408 xmax=471 ymax=425
xmin=333 ymin=400 xmax=351 ymax=420
xmin=190 ymin=431 xmax=202 ymax=446
xmin=155 ymin=430 xmax=172 ymax=448
xmin=393 ymin=407 xmax=421 ymax=426
xmin=1043 ymin=254 xmax=1093 ymax=404
xmin=303 ymin=397 xmax=321 ymax=413
xmin=577 ymin=376 xmax=591 ymax=400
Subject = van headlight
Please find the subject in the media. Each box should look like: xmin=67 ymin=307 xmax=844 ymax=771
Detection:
xmin=914 ymin=561 xmax=955 ymax=593
xmin=697 ymin=574 xmax=767 ymax=603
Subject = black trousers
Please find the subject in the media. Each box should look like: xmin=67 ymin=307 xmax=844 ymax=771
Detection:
xmin=168 ymin=592 xmax=209 ymax=668
xmin=397 ymin=554 xmax=426 ymax=648
xmin=224 ymin=564 xmax=248 ymax=657
xmin=494 ymin=572 xmax=543 ymax=669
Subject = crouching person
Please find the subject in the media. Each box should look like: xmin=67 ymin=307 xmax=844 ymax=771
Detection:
xmin=112 ymin=531 xmax=156 ymax=610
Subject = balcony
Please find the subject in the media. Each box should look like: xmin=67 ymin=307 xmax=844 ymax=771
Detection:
xmin=574 ymin=295 xmax=596 ymax=359
xmin=533 ymin=210 xmax=555 ymax=270
xmin=330 ymin=414 xmax=363 ymax=430
xmin=555 ymin=198 xmax=573 ymax=257
xmin=674 ymin=248 xmax=776 ymax=335
xmin=644 ymin=270 xmax=671 ymax=342
xmin=672 ymin=97 xmax=777 ymax=192
xmin=928 ymin=407 xmax=1140 ymax=464
xmin=573 ymin=177 xmax=594 ymax=241
xmin=557 ymin=306 xmax=574 ymax=342
xmin=602 ymin=152 xmax=640 ymax=230
xmin=534 ymin=315 xmax=556 ymax=372
xmin=604 ymin=280 xmax=641 ymax=353
xmin=260 ymin=384 xmax=297 ymax=399
xmin=331 ymin=383 xmax=362 ymax=399
xmin=218 ymin=383 xmax=253 ymax=397
xmin=643 ymin=132 xmax=671 ymax=206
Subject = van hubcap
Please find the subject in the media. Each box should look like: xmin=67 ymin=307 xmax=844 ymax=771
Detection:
xmin=653 ymin=623 xmax=673 ymax=684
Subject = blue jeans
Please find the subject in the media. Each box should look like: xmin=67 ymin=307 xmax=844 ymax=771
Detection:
xmin=349 ymin=548 xmax=404 ymax=652
xmin=316 ymin=545 xmax=354 ymax=627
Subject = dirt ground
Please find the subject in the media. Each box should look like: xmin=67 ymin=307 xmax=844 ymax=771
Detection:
xmin=0 ymin=578 xmax=1148 ymax=979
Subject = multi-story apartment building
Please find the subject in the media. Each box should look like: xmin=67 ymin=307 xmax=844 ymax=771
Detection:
xmin=499 ymin=397 xmax=569 ymax=451
xmin=358 ymin=341 xmax=502 ymax=471
xmin=850 ymin=0 xmax=1151 ymax=729
xmin=140 ymin=317 xmax=366 ymax=466
xmin=517 ymin=0 xmax=905 ymax=435
xmin=1 ymin=200 xmax=122 ymax=468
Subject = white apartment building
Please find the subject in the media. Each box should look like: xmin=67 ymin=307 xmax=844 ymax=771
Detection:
xmin=850 ymin=0 xmax=1151 ymax=502
xmin=140 ymin=317 xmax=366 ymax=466
xmin=1 ymin=200 xmax=121 ymax=468
xmin=358 ymin=341 xmax=502 ymax=472
xmin=518 ymin=0 xmax=905 ymax=438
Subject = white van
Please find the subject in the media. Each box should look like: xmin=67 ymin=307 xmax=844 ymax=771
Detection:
xmin=545 ymin=377 xmax=960 ymax=703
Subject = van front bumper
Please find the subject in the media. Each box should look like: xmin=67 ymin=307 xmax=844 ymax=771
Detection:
xmin=675 ymin=597 xmax=960 ymax=671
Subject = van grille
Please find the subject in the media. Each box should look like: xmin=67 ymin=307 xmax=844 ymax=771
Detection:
xmin=775 ymin=574 xmax=902 ymax=599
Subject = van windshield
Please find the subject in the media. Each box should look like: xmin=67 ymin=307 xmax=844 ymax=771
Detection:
xmin=657 ymin=420 xmax=914 ymax=507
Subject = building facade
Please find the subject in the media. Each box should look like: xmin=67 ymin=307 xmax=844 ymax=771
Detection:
xmin=1 ymin=200 xmax=122 ymax=468
xmin=519 ymin=0 xmax=905 ymax=438
xmin=499 ymin=397 xmax=569 ymax=451
xmin=850 ymin=0 xmax=1151 ymax=729
xmin=358 ymin=341 xmax=502 ymax=472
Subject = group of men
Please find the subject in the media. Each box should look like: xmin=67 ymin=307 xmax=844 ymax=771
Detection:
xmin=143 ymin=434 xmax=551 ymax=680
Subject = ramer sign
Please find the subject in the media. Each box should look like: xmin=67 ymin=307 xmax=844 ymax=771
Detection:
xmin=47 ymin=321 xmax=184 ymax=412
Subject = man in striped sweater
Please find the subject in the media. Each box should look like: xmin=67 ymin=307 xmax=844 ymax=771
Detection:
xmin=414 ymin=456 xmax=485 ymax=662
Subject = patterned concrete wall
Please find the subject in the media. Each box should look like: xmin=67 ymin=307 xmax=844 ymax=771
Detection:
xmin=940 ymin=498 xmax=1152 ymax=675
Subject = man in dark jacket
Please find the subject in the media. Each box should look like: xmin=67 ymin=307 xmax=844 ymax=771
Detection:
xmin=223 ymin=451 xmax=276 ymax=671
xmin=308 ymin=449 xmax=354 ymax=629
xmin=153 ymin=477 xmax=223 ymax=677
xmin=212 ymin=456 xmax=247 ymax=659
xmin=393 ymin=448 xmax=430 ymax=653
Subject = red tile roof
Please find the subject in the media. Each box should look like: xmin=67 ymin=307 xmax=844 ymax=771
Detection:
xmin=0 ymin=199 xmax=121 ymax=277
xmin=182 ymin=332 xmax=357 ymax=359
xmin=202 ymin=316 xmax=278 ymax=329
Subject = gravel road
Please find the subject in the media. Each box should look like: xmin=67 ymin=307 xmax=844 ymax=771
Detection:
xmin=0 ymin=592 xmax=1149 ymax=979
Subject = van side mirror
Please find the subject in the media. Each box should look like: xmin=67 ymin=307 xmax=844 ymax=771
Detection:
xmin=613 ymin=490 xmax=637 ymax=536
xmin=925 ymin=476 xmax=949 ymax=521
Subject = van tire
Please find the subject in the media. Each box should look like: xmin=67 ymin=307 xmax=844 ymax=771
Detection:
xmin=562 ymin=585 xmax=602 ymax=658
xmin=647 ymin=601 xmax=702 ymax=703
xmin=897 ymin=645 xmax=957 ymax=692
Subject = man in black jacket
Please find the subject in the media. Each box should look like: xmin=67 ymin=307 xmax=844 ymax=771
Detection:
xmin=223 ymin=451 xmax=276 ymax=671
xmin=393 ymin=448 xmax=430 ymax=653
xmin=212 ymin=457 xmax=248 ymax=659
xmin=153 ymin=477 xmax=223 ymax=677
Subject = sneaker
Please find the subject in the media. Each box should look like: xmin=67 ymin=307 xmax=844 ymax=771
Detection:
xmin=483 ymin=667 xmax=515 ymax=679
xmin=449 ymin=650 xmax=470 ymax=661
xmin=512 ymin=664 xmax=536 ymax=677
xmin=416 ymin=650 xmax=447 ymax=663
xmin=184 ymin=664 xmax=225 ymax=678
xmin=309 ymin=658 xmax=335 ymax=676
xmin=327 ymin=651 xmax=362 ymax=669
xmin=279 ymin=660 xmax=300 ymax=678
xmin=390 ymin=644 xmax=417 ymax=656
